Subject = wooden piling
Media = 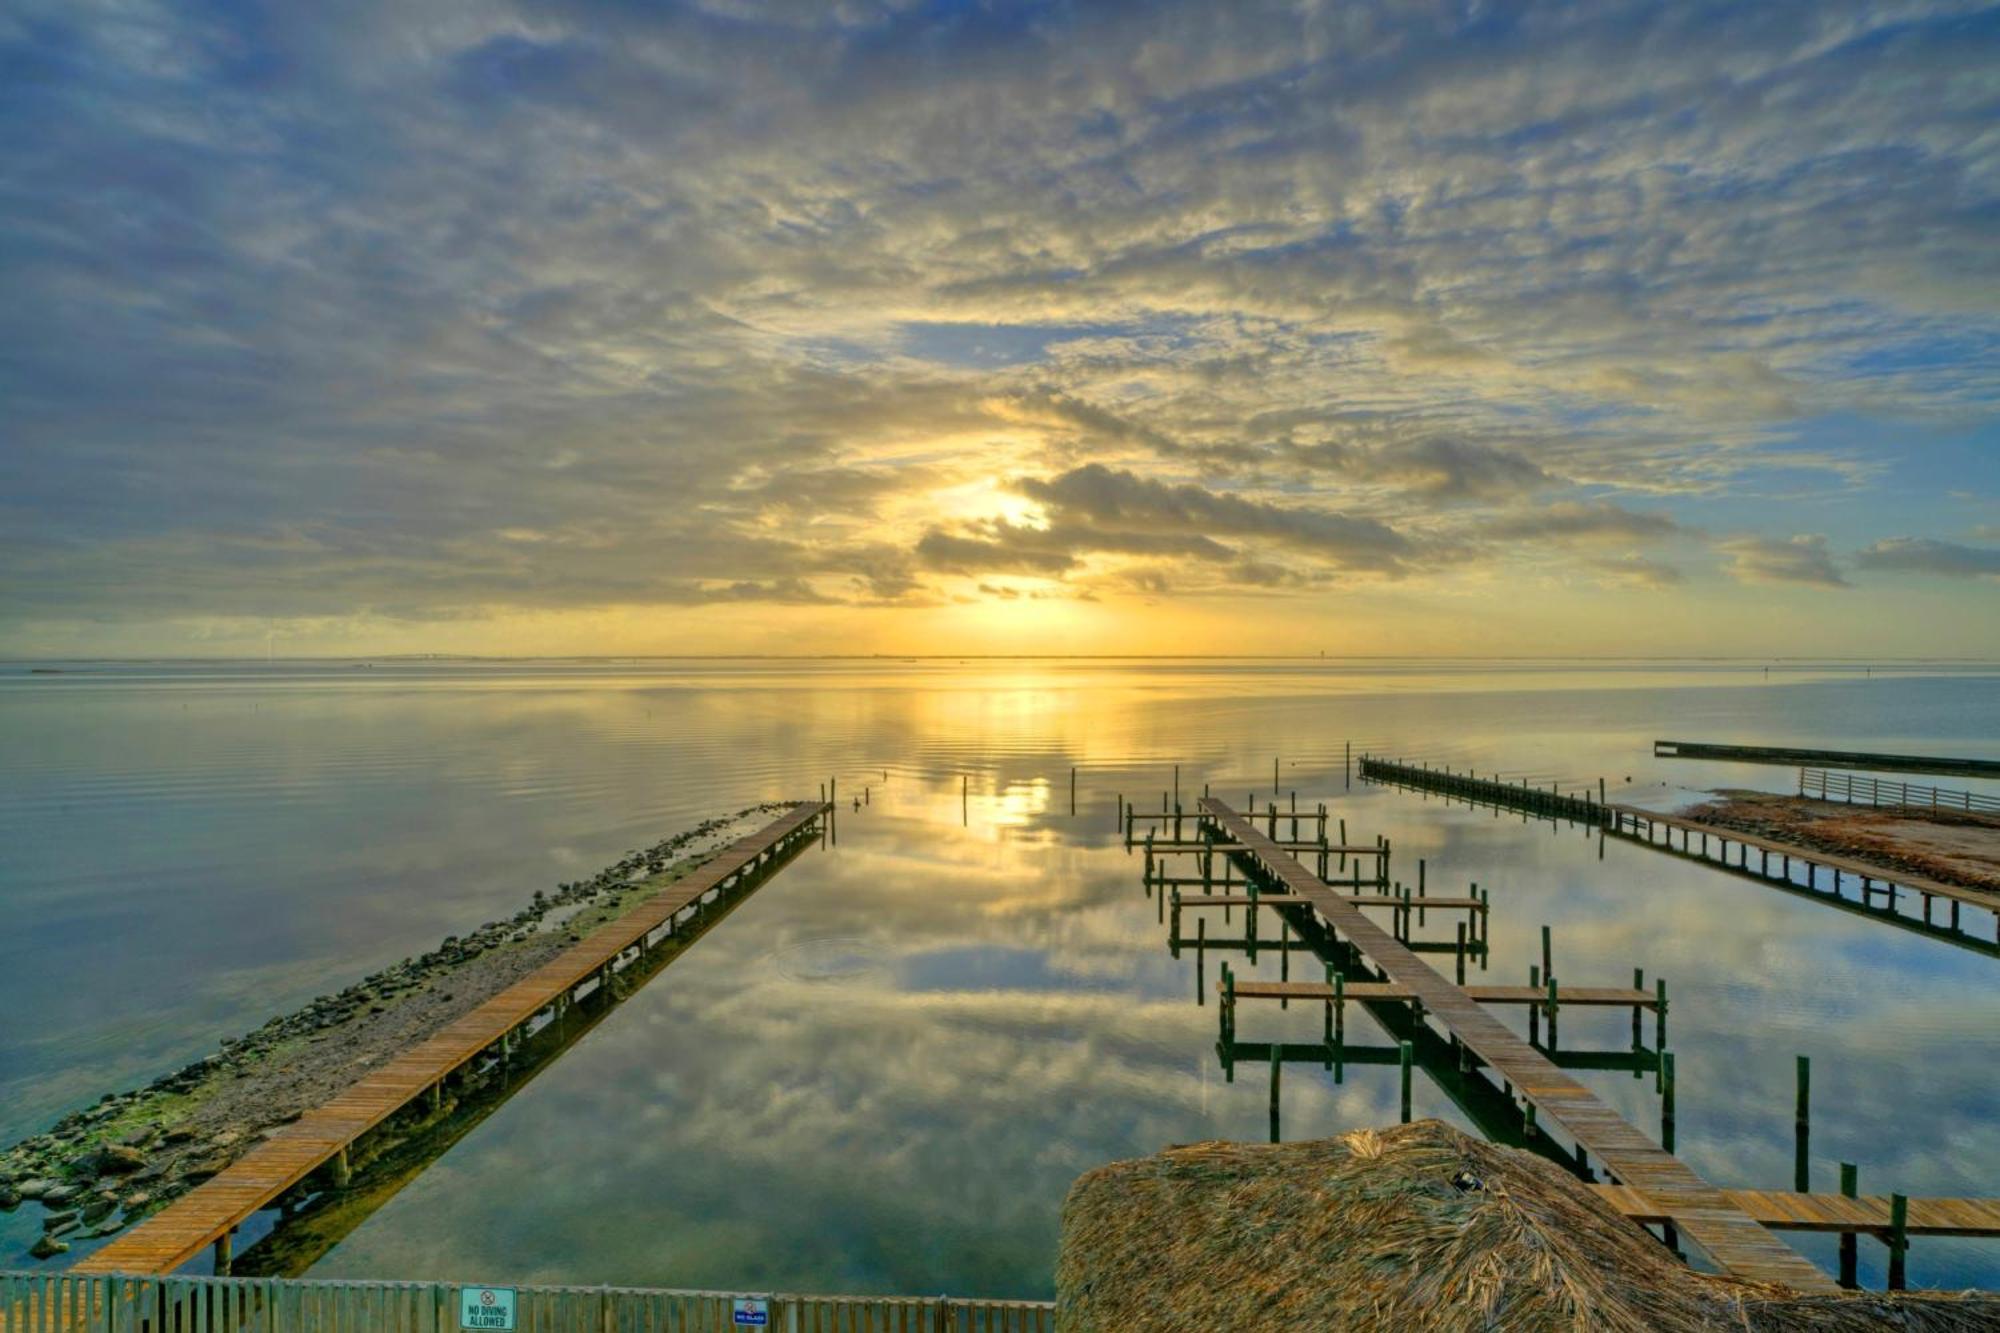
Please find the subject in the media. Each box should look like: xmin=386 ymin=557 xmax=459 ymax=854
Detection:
xmin=1269 ymin=1047 xmax=1282 ymax=1143
xmin=1399 ymin=1039 xmax=1413 ymax=1123
xmin=1661 ymin=1051 xmax=1676 ymax=1152
xmin=1794 ymin=1056 xmax=1811 ymax=1193
xmin=1888 ymin=1193 xmax=1909 ymax=1290
xmin=1839 ymin=1163 xmax=1859 ymax=1287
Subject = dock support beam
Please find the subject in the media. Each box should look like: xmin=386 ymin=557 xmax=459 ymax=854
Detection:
xmin=1839 ymin=1163 xmax=1859 ymax=1288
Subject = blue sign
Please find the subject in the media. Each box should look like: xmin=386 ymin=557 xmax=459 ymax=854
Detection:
xmin=459 ymin=1287 xmax=516 ymax=1331
xmin=732 ymin=1296 xmax=770 ymax=1326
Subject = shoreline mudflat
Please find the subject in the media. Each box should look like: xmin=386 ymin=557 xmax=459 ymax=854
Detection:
xmin=1681 ymin=791 xmax=2000 ymax=893
xmin=0 ymin=805 xmax=789 ymax=1258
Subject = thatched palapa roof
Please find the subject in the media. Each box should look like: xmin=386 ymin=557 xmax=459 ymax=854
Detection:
xmin=1055 ymin=1120 xmax=1996 ymax=1331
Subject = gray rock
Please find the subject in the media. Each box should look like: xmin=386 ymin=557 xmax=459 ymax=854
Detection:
xmin=28 ymin=1233 xmax=68 ymax=1260
xmin=90 ymin=1143 xmax=147 ymax=1176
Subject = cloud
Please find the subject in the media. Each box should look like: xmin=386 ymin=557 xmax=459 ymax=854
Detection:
xmin=1482 ymin=501 xmax=1681 ymax=545
xmin=1015 ymin=465 xmax=1413 ymax=573
xmin=1855 ymin=538 xmax=2000 ymax=580
xmin=1717 ymin=534 xmax=1849 ymax=588
xmin=1290 ymin=437 xmax=1552 ymax=501
xmin=1586 ymin=555 xmax=1686 ymax=589
xmin=1 ymin=0 xmax=1996 ymax=649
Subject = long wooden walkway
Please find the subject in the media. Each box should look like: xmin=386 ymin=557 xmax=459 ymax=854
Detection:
xmin=1604 ymin=803 xmax=2000 ymax=920
xmin=1228 ymin=980 xmax=1654 ymax=1010
xmin=74 ymin=801 xmax=827 ymax=1278
xmin=1654 ymin=740 xmax=2000 ymax=779
xmin=1198 ymin=797 xmax=1837 ymax=1292
xmin=1360 ymin=757 xmax=1999 ymax=946
xmin=1595 ymin=1186 xmax=2000 ymax=1237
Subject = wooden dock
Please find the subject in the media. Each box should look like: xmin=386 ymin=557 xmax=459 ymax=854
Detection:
xmin=1655 ymin=740 xmax=2000 ymax=780
xmin=1360 ymin=756 xmax=1999 ymax=949
xmin=1175 ymin=894 xmax=1483 ymax=912
xmin=73 ymin=801 xmax=828 ymax=1278
xmin=1197 ymin=797 xmax=1839 ymax=1292
xmin=1227 ymin=979 xmax=1656 ymax=1010
xmin=1604 ymin=804 xmax=2000 ymax=925
xmin=1594 ymin=1186 xmax=2000 ymax=1238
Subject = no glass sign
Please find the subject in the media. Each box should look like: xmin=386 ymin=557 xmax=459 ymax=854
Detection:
xmin=460 ymin=1286 xmax=517 ymax=1330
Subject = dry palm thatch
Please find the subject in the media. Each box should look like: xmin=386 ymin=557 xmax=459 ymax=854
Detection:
xmin=1055 ymin=1121 xmax=1997 ymax=1331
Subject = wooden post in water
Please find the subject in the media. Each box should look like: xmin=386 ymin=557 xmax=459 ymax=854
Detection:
xmin=1196 ymin=918 xmax=1206 ymax=1006
xmin=1528 ymin=964 xmax=1541 ymax=1045
xmin=1274 ymin=755 xmax=1280 ymax=795
xmin=1455 ymin=922 xmax=1467 ymax=985
xmin=1546 ymin=975 xmax=1560 ymax=1050
xmin=1345 ymin=739 xmax=1351 ymax=789
xmin=1269 ymin=1046 xmax=1282 ymax=1143
xmin=1660 ymin=1051 xmax=1676 ymax=1152
xmin=1333 ymin=972 xmax=1346 ymax=1082
xmin=1794 ymin=1056 xmax=1811 ymax=1193
xmin=1839 ymin=1163 xmax=1859 ymax=1287
xmin=1399 ymin=1040 xmax=1414 ymax=1123
xmin=1888 ymin=1193 xmax=1909 ymax=1291
xmin=1070 ymin=766 xmax=1076 ymax=816
xmin=1631 ymin=968 xmax=1645 ymax=1054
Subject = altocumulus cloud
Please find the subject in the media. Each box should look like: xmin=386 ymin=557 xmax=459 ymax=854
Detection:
xmin=0 ymin=0 xmax=1996 ymax=648
xmin=1856 ymin=538 xmax=2000 ymax=580
xmin=1717 ymin=535 xmax=1849 ymax=589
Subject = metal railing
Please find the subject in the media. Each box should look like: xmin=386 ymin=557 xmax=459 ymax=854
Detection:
xmin=0 ymin=1273 xmax=1055 ymax=1332
xmin=1800 ymin=768 xmax=2000 ymax=815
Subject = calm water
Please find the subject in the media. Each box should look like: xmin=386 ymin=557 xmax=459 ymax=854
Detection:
xmin=3 ymin=659 xmax=1998 ymax=1292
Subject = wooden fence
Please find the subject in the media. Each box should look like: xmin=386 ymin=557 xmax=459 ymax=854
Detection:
xmin=0 ymin=1273 xmax=1055 ymax=1333
xmin=1800 ymin=768 xmax=2000 ymax=815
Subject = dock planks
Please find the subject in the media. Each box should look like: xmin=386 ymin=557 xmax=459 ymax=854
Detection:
xmin=1605 ymin=804 xmax=2000 ymax=917
xmin=1227 ymin=980 xmax=1654 ymax=1009
xmin=1198 ymin=797 xmax=1838 ymax=1292
xmin=74 ymin=801 xmax=827 ymax=1277
xmin=1654 ymin=740 xmax=2000 ymax=779
xmin=1177 ymin=894 xmax=1483 ymax=911
xmin=1594 ymin=1186 xmax=2000 ymax=1238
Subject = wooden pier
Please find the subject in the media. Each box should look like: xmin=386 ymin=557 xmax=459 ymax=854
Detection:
xmin=1196 ymin=797 xmax=1838 ymax=1292
xmin=1360 ymin=756 xmax=2000 ymax=950
xmin=73 ymin=801 xmax=829 ymax=1278
xmin=1654 ymin=740 xmax=2000 ymax=779
xmin=1604 ymin=804 xmax=2000 ymax=932
xmin=1594 ymin=1187 xmax=2000 ymax=1238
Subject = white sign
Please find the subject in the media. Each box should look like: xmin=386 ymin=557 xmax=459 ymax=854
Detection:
xmin=460 ymin=1286 xmax=517 ymax=1330
xmin=732 ymin=1296 xmax=771 ymax=1326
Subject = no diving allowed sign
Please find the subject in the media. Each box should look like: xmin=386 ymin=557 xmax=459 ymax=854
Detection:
xmin=459 ymin=1286 xmax=516 ymax=1330
xmin=732 ymin=1296 xmax=771 ymax=1325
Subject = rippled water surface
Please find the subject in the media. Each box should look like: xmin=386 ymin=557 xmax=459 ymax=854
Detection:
xmin=3 ymin=659 xmax=1997 ymax=1292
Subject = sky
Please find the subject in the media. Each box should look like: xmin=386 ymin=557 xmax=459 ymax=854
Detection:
xmin=2 ymin=0 xmax=1997 ymax=658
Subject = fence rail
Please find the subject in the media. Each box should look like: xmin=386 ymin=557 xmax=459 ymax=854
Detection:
xmin=1800 ymin=768 xmax=2000 ymax=816
xmin=0 ymin=1273 xmax=1055 ymax=1333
